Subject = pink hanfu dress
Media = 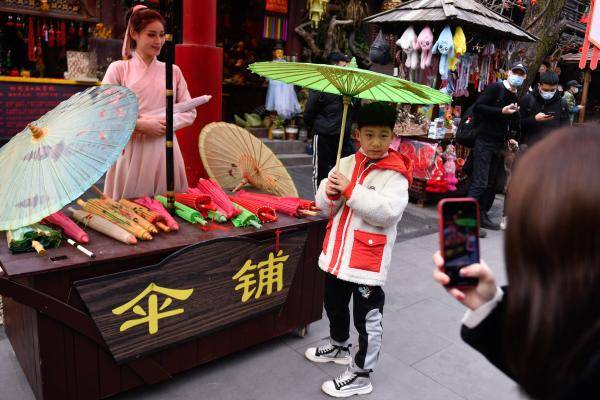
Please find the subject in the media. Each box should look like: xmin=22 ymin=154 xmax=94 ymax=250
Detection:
xmin=101 ymin=52 xmax=196 ymax=199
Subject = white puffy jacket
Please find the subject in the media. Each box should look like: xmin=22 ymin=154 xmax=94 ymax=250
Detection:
xmin=315 ymin=150 xmax=412 ymax=286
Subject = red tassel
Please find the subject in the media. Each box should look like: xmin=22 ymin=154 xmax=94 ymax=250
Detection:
xmin=48 ymin=25 xmax=55 ymax=47
xmin=275 ymin=229 xmax=281 ymax=253
xmin=60 ymin=21 xmax=67 ymax=47
xmin=28 ymin=17 xmax=35 ymax=62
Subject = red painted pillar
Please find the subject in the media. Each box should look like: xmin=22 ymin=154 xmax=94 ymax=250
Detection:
xmin=175 ymin=0 xmax=222 ymax=184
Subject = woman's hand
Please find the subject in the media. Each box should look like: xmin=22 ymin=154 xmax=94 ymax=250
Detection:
xmin=432 ymin=251 xmax=498 ymax=311
xmin=136 ymin=117 xmax=166 ymax=137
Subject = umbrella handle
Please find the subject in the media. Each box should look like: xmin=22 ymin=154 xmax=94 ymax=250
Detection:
xmin=232 ymin=179 xmax=248 ymax=193
xmin=31 ymin=240 xmax=46 ymax=256
xmin=335 ymin=96 xmax=351 ymax=171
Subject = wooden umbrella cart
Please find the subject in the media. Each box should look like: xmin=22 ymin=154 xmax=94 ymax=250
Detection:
xmin=0 ymin=212 xmax=327 ymax=400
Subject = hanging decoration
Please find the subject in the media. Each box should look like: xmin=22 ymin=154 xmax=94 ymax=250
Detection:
xmin=266 ymin=0 xmax=289 ymax=14
xmin=307 ymin=0 xmax=329 ymax=28
xmin=397 ymin=26 xmax=418 ymax=70
xmin=263 ymin=15 xmax=288 ymax=41
xmin=432 ymin=25 xmax=455 ymax=79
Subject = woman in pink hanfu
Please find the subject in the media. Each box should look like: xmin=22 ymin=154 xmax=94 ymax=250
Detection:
xmin=102 ymin=5 xmax=196 ymax=199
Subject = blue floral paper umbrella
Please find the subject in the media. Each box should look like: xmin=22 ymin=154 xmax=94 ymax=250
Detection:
xmin=0 ymin=85 xmax=138 ymax=230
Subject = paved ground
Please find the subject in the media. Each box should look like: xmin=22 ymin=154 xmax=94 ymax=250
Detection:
xmin=0 ymin=165 xmax=523 ymax=400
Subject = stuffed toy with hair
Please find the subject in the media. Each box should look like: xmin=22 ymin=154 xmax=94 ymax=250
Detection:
xmin=432 ymin=25 xmax=455 ymax=79
xmin=443 ymin=144 xmax=458 ymax=191
xmin=415 ymin=26 xmax=434 ymax=70
xmin=449 ymin=26 xmax=466 ymax=71
xmin=397 ymin=26 xmax=419 ymax=70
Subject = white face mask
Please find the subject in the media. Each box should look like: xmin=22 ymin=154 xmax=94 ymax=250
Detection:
xmin=540 ymin=90 xmax=556 ymax=100
xmin=573 ymin=88 xmax=580 ymax=94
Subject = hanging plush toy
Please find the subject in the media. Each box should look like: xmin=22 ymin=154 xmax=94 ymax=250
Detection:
xmin=415 ymin=26 xmax=434 ymax=70
xmin=397 ymin=26 xmax=418 ymax=70
xmin=432 ymin=25 xmax=454 ymax=79
xmin=449 ymin=26 xmax=466 ymax=71
xmin=443 ymin=144 xmax=458 ymax=191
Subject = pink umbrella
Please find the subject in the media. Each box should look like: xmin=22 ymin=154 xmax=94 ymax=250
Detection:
xmin=236 ymin=191 xmax=318 ymax=217
xmin=43 ymin=211 xmax=89 ymax=243
xmin=194 ymin=178 xmax=241 ymax=219
xmin=134 ymin=197 xmax=179 ymax=231
xmin=228 ymin=195 xmax=277 ymax=223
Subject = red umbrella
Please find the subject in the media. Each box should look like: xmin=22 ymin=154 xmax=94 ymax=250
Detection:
xmin=195 ymin=178 xmax=241 ymax=219
xmin=236 ymin=191 xmax=318 ymax=217
xmin=174 ymin=193 xmax=216 ymax=214
xmin=228 ymin=195 xmax=277 ymax=223
xmin=43 ymin=210 xmax=89 ymax=243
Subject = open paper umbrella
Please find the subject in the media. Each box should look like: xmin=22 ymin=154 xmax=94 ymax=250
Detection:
xmin=0 ymin=85 xmax=138 ymax=230
xmin=198 ymin=122 xmax=298 ymax=197
xmin=249 ymin=58 xmax=451 ymax=168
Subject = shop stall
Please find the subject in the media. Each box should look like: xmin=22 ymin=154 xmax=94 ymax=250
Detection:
xmin=364 ymin=0 xmax=537 ymax=205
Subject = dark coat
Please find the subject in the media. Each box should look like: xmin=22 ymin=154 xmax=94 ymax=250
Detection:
xmin=518 ymin=90 xmax=569 ymax=146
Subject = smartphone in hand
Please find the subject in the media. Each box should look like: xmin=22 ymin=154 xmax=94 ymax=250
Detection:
xmin=438 ymin=199 xmax=480 ymax=287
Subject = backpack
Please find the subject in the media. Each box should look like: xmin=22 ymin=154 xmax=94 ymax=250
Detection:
xmin=456 ymin=83 xmax=506 ymax=148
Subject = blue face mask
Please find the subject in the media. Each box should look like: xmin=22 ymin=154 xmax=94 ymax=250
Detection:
xmin=508 ymin=74 xmax=524 ymax=88
xmin=540 ymin=90 xmax=556 ymax=100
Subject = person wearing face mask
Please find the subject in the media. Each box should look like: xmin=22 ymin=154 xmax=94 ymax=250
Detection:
xmin=465 ymin=62 xmax=524 ymax=232
xmin=562 ymin=80 xmax=584 ymax=125
xmin=519 ymin=71 xmax=569 ymax=146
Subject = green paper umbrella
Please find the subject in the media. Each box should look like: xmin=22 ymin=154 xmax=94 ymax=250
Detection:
xmin=155 ymin=195 xmax=207 ymax=226
xmin=207 ymin=210 xmax=227 ymax=223
xmin=231 ymin=205 xmax=262 ymax=230
xmin=7 ymin=223 xmax=61 ymax=254
xmin=249 ymin=59 xmax=451 ymax=168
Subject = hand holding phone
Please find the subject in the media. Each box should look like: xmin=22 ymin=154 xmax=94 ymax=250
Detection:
xmin=438 ymin=199 xmax=480 ymax=287
xmin=432 ymin=252 xmax=498 ymax=310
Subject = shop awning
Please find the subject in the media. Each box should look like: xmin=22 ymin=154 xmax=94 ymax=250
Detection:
xmin=363 ymin=0 xmax=538 ymax=42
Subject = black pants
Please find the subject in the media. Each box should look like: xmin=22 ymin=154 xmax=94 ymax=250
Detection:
xmin=324 ymin=273 xmax=385 ymax=373
xmin=312 ymin=134 xmax=355 ymax=195
xmin=467 ymin=138 xmax=504 ymax=214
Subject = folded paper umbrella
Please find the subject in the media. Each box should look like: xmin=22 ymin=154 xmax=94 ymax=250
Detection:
xmin=228 ymin=195 xmax=277 ymax=223
xmin=134 ymin=197 xmax=179 ymax=231
xmin=198 ymin=123 xmax=298 ymax=197
xmin=77 ymin=199 xmax=152 ymax=241
xmin=155 ymin=195 xmax=207 ymax=226
xmin=0 ymin=85 xmax=138 ymax=230
xmin=194 ymin=178 xmax=241 ymax=219
xmin=177 ymin=192 xmax=227 ymax=223
xmin=236 ymin=190 xmax=318 ymax=217
xmin=231 ymin=205 xmax=262 ymax=230
xmin=43 ymin=210 xmax=89 ymax=243
xmin=118 ymin=199 xmax=171 ymax=232
xmin=7 ymin=223 xmax=61 ymax=255
xmin=69 ymin=208 xmax=137 ymax=244
xmin=90 ymin=187 xmax=159 ymax=235
xmin=249 ymin=58 xmax=451 ymax=169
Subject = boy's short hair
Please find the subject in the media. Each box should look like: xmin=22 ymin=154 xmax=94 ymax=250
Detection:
xmin=356 ymin=102 xmax=396 ymax=130
xmin=539 ymin=71 xmax=559 ymax=85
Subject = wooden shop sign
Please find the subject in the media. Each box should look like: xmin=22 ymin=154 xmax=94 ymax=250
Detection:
xmin=266 ymin=0 xmax=288 ymax=14
xmin=75 ymin=231 xmax=307 ymax=363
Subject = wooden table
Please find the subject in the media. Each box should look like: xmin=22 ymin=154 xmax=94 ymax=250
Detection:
xmin=0 ymin=214 xmax=327 ymax=400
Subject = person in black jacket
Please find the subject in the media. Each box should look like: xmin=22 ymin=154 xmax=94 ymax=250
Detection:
xmin=433 ymin=127 xmax=600 ymax=400
xmin=519 ymin=71 xmax=569 ymax=146
xmin=467 ymin=62 xmax=524 ymax=231
xmin=304 ymin=52 xmax=359 ymax=194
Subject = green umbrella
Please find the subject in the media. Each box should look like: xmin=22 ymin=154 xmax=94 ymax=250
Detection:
xmin=155 ymin=195 xmax=207 ymax=226
xmin=249 ymin=58 xmax=451 ymax=168
xmin=7 ymin=223 xmax=61 ymax=255
xmin=231 ymin=205 xmax=262 ymax=230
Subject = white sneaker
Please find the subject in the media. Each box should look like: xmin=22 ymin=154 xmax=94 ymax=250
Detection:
xmin=500 ymin=216 xmax=507 ymax=230
xmin=305 ymin=343 xmax=352 ymax=365
xmin=321 ymin=369 xmax=373 ymax=398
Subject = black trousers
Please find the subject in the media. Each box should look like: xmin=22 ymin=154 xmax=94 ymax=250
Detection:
xmin=324 ymin=273 xmax=385 ymax=373
xmin=312 ymin=134 xmax=355 ymax=195
xmin=467 ymin=138 xmax=504 ymax=214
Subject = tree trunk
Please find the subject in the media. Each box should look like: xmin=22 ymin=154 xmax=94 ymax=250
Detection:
xmin=519 ymin=0 xmax=568 ymax=93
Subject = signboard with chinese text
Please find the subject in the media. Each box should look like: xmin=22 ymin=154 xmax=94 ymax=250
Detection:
xmin=0 ymin=80 xmax=96 ymax=142
xmin=75 ymin=231 xmax=307 ymax=363
xmin=266 ymin=0 xmax=288 ymax=14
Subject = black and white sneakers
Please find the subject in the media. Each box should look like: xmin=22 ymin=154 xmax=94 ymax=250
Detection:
xmin=305 ymin=343 xmax=352 ymax=365
xmin=321 ymin=369 xmax=373 ymax=398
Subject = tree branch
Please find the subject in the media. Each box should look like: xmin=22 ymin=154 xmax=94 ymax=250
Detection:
xmin=323 ymin=15 xmax=354 ymax=60
xmin=349 ymin=30 xmax=373 ymax=68
xmin=294 ymin=21 xmax=322 ymax=60
xmin=525 ymin=0 xmax=553 ymax=31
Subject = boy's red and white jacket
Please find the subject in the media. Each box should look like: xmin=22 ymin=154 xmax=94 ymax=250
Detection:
xmin=315 ymin=149 xmax=412 ymax=287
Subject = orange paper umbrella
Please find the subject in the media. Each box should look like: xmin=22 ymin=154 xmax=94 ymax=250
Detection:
xmin=43 ymin=210 xmax=89 ymax=243
xmin=228 ymin=195 xmax=277 ymax=223
xmin=134 ymin=197 xmax=179 ymax=231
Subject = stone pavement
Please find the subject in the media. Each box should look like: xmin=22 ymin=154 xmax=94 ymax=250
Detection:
xmin=0 ymin=200 xmax=525 ymax=400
